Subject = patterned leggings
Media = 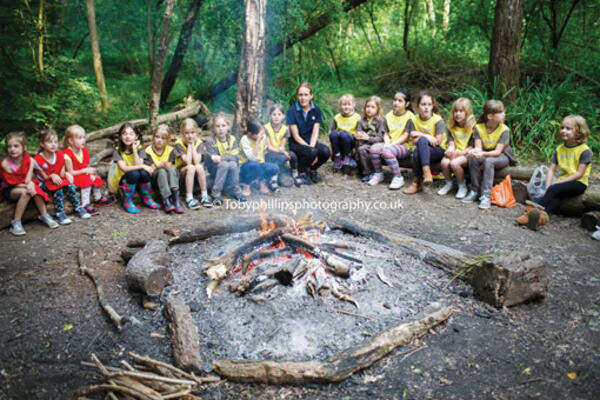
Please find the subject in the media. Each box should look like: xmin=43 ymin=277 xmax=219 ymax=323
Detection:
xmin=370 ymin=143 xmax=410 ymax=176
xmin=41 ymin=183 xmax=81 ymax=213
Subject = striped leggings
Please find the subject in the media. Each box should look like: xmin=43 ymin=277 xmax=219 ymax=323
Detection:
xmin=370 ymin=143 xmax=410 ymax=176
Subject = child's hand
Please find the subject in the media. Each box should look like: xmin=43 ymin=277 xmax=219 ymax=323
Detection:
xmin=143 ymin=165 xmax=154 ymax=174
xmin=133 ymin=140 xmax=141 ymax=148
xmin=163 ymin=161 xmax=172 ymax=169
xmin=26 ymin=182 xmax=36 ymax=196
xmin=445 ymin=149 xmax=455 ymax=159
xmin=86 ymin=167 xmax=97 ymax=175
xmin=65 ymin=172 xmax=74 ymax=184
xmin=50 ymin=174 xmax=62 ymax=185
xmin=212 ymin=155 xmax=221 ymax=163
xmin=283 ymin=151 xmax=291 ymax=160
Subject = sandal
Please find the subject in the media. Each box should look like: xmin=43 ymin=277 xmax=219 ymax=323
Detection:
xmin=268 ymin=180 xmax=280 ymax=193
xmin=293 ymin=176 xmax=303 ymax=187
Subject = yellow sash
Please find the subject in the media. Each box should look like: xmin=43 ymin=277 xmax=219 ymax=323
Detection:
xmin=239 ymin=135 xmax=266 ymax=164
xmin=265 ymin=122 xmax=287 ymax=148
xmin=145 ymin=144 xmax=173 ymax=166
xmin=447 ymin=125 xmax=473 ymax=152
xmin=174 ymin=137 xmax=202 ymax=168
xmin=333 ymin=113 xmax=361 ymax=135
xmin=216 ymin=136 xmax=239 ymax=156
xmin=385 ymin=110 xmax=414 ymax=148
xmin=556 ymin=143 xmax=591 ymax=186
xmin=476 ymin=123 xmax=508 ymax=150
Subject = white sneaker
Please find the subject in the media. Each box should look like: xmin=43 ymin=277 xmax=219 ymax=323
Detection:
xmin=389 ymin=175 xmax=405 ymax=190
xmin=479 ymin=195 xmax=491 ymax=209
xmin=592 ymin=225 xmax=600 ymax=240
xmin=437 ymin=181 xmax=453 ymax=196
xmin=9 ymin=220 xmax=26 ymax=236
xmin=368 ymin=172 xmax=384 ymax=186
xmin=461 ymin=190 xmax=479 ymax=203
xmin=38 ymin=213 xmax=59 ymax=229
xmin=455 ymin=184 xmax=468 ymax=199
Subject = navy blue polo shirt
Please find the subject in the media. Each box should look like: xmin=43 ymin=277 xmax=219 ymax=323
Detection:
xmin=286 ymin=101 xmax=323 ymax=144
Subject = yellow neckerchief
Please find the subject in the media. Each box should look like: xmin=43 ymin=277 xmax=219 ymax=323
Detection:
xmin=556 ymin=143 xmax=591 ymax=186
xmin=333 ymin=112 xmax=361 ymax=135
xmin=385 ymin=110 xmax=414 ymax=146
xmin=145 ymin=144 xmax=173 ymax=166
xmin=216 ymin=135 xmax=239 ymax=156
xmin=447 ymin=124 xmax=474 ymax=152
xmin=239 ymin=134 xmax=265 ymax=164
xmin=475 ymin=122 xmax=509 ymax=150
xmin=265 ymin=122 xmax=287 ymax=148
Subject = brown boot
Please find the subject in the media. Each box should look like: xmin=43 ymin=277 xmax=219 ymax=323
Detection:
xmin=403 ymin=177 xmax=423 ymax=194
xmin=422 ymin=166 xmax=433 ymax=185
xmin=527 ymin=209 xmax=549 ymax=231
xmin=525 ymin=200 xmax=545 ymax=210
xmin=515 ymin=206 xmax=533 ymax=225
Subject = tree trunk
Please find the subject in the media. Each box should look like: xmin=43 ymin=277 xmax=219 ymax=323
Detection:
xmin=488 ymin=0 xmax=525 ymax=102
xmin=442 ymin=0 xmax=450 ymax=31
xmin=424 ymin=0 xmax=437 ymax=37
xmin=403 ymin=0 xmax=419 ymax=58
xmin=146 ymin=0 xmax=155 ymax=72
xmin=160 ymin=0 xmax=203 ymax=106
xmin=233 ymin=0 xmax=268 ymax=136
xmin=148 ymin=0 xmax=176 ymax=128
xmin=366 ymin=2 xmax=382 ymax=44
xmin=85 ymin=0 xmax=109 ymax=112
xmin=324 ymin=34 xmax=343 ymax=86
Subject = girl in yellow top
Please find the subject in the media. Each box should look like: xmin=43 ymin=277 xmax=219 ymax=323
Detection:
xmin=462 ymin=99 xmax=517 ymax=209
xmin=438 ymin=98 xmax=475 ymax=198
xmin=264 ymin=104 xmax=300 ymax=187
xmin=329 ymin=94 xmax=361 ymax=170
xmin=518 ymin=115 xmax=592 ymax=230
xmin=144 ymin=124 xmax=183 ymax=213
xmin=403 ymin=91 xmax=446 ymax=194
xmin=239 ymin=118 xmax=280 ymax=196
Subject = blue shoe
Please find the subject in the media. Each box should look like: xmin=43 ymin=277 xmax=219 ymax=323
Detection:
xmin=55 ymin=211 xmax=72 ymax=225
xmin=333 ymin=154 xmax=341 ymax=170
xmin=348 ymin=159 xmax=357 ymax=168
xmin=361 ymin=174 xmax=372 ymax=183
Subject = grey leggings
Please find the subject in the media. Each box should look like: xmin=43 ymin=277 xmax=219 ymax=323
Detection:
xmin=467 ymin=154 xmax=509 ymax=195
xmin=151 ymin=168 xmax=179 ymax=200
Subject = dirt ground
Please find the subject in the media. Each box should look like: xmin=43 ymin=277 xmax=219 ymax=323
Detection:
xmin=0 ymin=167 xmax=599 ymax=400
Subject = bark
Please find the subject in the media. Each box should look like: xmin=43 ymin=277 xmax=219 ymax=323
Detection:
xmin=233 ymin=0 xmax=268 ymax=135
xmin=403 ymin=0 xmax=420 ymax=58
xmin=85 ymin=0 xmax=109 ymax=112
xmin=330 ymin=219 xmax=549 ymax=308
xmin=424 ymin=0 xmax=437 ymax=37
xmin=125 ymin=239 xmax=173 ymax=296
xmin=208 ymin=0 xmax=368 ymax=97
xmin=165 ymin=294 xmax=203 ymax=373
xmin=212 ymin=305 xmax=452 ymax=383
xmin=160 ymin=0 xmax=203 ymax=105
xmin=149 ymin=0 xmax=176 ymax=128
xmin=488 ymin=0 xmax=525 ymax=102
xmin=442 ymin=0 xmax=450 ymax=31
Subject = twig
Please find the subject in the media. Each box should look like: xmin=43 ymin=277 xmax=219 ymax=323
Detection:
xmin=329 ymin=308 xmax=377 ymax=320
xmin=129 ymin=352 xmax=222 ymax=385
xmin=78 ymin=250 xmax=126 ymax=330
xmin=81 ymin=362 xmax=197 ymax=385
xmin=520 ymin=377 xmax=544 ymax=385
xmin=72 ymin=383 xmax=155 ymax=400
xmin=399 ymin=345 xmax=427 ymax=362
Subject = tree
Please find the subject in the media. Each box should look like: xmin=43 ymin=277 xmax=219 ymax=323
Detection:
xmin=539 ymin=0 xmax=581 ymax=50
xmin=488 ymin=0 xmax=525 ymax=102
xmin=85 ymin=0 xmax=109 ymax=112
xmin=403 ymin=0 xmax=419 ymax=59
xmin=442 ymin=0 xmax=450 ymax=31
xmin=233 ymin=0 xmax=267 ymax=135
xmin=149 ymin=0 xmax=175 ymax=127
xmin=424 ymin=0 xmax=436 ymax=37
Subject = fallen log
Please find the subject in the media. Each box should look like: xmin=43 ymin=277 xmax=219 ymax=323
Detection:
xmin=212 ymin=305 xmax=452 ymax=384
xmin=89 ymin=148 xmax=113 ymax=165
xmin=331 ymin=219 xmax=548 ymax=308
xmin=396 ymin=159 xmax=535 ymax=181
xmin=78 ymin=250 xmax=126 ymax=329
xmin=581 ymin=211 xmax=600 ymax=231
xmin=86 ymin=101 xmax=203 ymax=142
xmin=554 ymin=189 xmax=600 ymax=217
xmin=164 ymin=294 xmax=203 ymax=373
xmin=125 ymin=239 xmax=173 ymax=297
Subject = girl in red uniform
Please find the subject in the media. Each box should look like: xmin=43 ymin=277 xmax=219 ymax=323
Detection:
xmin=63 ymin=125 xmax=112 ymax=216
xmin=1 ymin=132 xmax=58 ymax=235
xmin=34 ymin=129 xmax=91 ymax=224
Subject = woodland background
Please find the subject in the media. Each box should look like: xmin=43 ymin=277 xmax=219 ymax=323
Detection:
xmin=0 ymin=0 xmax=598 ymax=162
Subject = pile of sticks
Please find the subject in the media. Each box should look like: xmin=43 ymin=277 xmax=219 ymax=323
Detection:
xmin=74 ymin=353 xmax=219 ymax=399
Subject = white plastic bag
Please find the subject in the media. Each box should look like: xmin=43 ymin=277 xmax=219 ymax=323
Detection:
xmin=527 ymin=165 xmax=549 ymax=201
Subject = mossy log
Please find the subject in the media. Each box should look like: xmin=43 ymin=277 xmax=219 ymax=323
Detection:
xmin=212 ymin=305 xmax=452 ymax=384
xmin=331 ymin=219 xmax=548 ymax=308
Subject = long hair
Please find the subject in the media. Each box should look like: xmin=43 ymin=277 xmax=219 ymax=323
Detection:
xmin=362 ymin=96 xmax=383 ymax=120
xmin=448 ymin=98 xmax=475 ymax=130
xmin=117 ymin=122 xmax=141 ymax=153
xmin=415 ymin=90 xmax=441 ymax=116
xmin=63 ymin=125 xmax=85 ymax=149
xmin=477 ymin=100 xmax=504 ymax=124
xmin=561 ymin=115 xmax=590 ymax=145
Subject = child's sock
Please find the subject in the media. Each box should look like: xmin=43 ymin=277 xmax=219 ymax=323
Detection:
xmin=457 ymin=181 xmax=466 ymax=189
xmin=92 ymin=187 xmax=102 ymax=201
xmin=201 ymin=190 xmax=208 ymax=198
xmin=186 ymin=193 xmax=193 ymax=201
xmin=81 ymin=187 xmax=91 ymax=207
xmin=292 ymin=171 xmax=298 ymax=178
xmin=270 ymin=175 xmax=278 ymax=183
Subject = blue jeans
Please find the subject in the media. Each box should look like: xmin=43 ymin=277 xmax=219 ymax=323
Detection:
xmin=239 ymin=161 xmax=279 ymax=185
xmin=329 ymin=130 xmax=354 ymax=158
xmin=412 ymin=136 xmax=445 ymax=177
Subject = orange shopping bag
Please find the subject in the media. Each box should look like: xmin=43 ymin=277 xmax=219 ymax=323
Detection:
xmin=491 ymin=175 xmax=517 ymax=208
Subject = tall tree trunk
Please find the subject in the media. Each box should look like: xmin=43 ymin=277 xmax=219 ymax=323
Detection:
xmin=207 ymin=0 xmax=368 ymax=98
xmin=488 ymin=0 xmax=525 ymax=102
xmin=366 ymin=2 xmax=382 ymax=44
xmin=160 ymin=0 xmax=203 ymax=106
xmin=424 ymin=0 xmax=437 ymax=37
xmin=442 ymin=0 xmax=450 ymax=31
xmin=149 ymin=0 xmax=175 ymax=127
xmin=233 ymin=0 xmax=268 ymax=136
xmin=85 ymin=0 xmax=109 ymax=112
xmin=324 ymin=34 xmax=343 ymax=86
xmin=403 ymin=0 xmax=419 ymax=59
xmin=356 ymin=12 xmax=376 ymax=58
xmin=146 ymin=0 xmax=155 ymax=73
xmin=37 ymin=0 xmax=44 ymax=77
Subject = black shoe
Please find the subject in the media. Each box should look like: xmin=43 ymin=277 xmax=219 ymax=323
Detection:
xmin=309 ymin=171 xmax=321 ymax=183
xmin=293 ymin=175 xmax=304 ymax=187
xmin=212 ymin=196 xmax=223 ymax=207
xmin=231 ymin=192 xmax=247 ymax=202
xmin=300 ymin=174 xmax=313 ymax=186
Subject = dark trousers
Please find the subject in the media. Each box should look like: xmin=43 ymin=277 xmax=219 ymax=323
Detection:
xmin=289 ymin=141 xmax=331 ymax=174
xmin=329 ymin=130 xmax=354 ymax=157
xmin=412 ymin=136 xmax=445 ymax=178
xmin=265 ymin=151 xmax=298 ymax=171
xmin=537 ymin=181 xmax=587 ymax=214
xmin=121 ymin=170 xmax=151 ymax=185
xmin=240 ymin=161 xmax=279 ymax=185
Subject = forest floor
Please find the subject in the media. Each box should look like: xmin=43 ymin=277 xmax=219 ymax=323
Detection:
xmin=0 ymin=167 xmax=599 ymax=400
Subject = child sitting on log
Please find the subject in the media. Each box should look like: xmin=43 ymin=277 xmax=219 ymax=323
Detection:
xmin=1 ymin=132 xmax=58 ymax=235
xmin=63 ymin=125 xmax=113 ymax=216
xmin=264 ymin=104 xmax=301 ymax=187
xmin=329 ymin=94 xmax=361 ymax=171
xmin=204 ymin=112 xmax=246 ymax=206
xmin=239 ymin=118 xmax=280 ymax=196
xmin=516 ymin=115 xmax=592 ymax=230
xmin=354 ymin=96 xmax=384 ymax=182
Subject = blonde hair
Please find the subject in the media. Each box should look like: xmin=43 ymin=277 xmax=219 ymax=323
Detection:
xmin=210 ymin=112 xmax=230 ymax=133
xmin=477 ymin=100 xmax=504 ymax=123
xmin=338 ymin=94 xmax=355 ymax=109
xmin=269 ymin=104 xmax=285 ymax=116
xmin=296 ymin=82 xmax=313 ymax=95
xmin=63 ymin=125 xmax=85 ymax=148
xmin=448 ymin=98 xmax=475 ymax=130
xmin=5 ymin=132 xmax=28 ymax=153
xmin=362 ymin=96 xmax=383 ymax=119
xmin=561 ymin=115 xmax=590 ymax=145
xmin=152 ymin=124 xmax=172 ymax=144
xmin=180 ymin=118 xmax=199 ymax=137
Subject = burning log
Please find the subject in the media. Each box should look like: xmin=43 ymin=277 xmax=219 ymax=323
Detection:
xmin=212 ymin=305 xmax=452 ymax=384
xmin=331 ymin=219 xmax=548 ymax=308
xmin=125 ymin=239 xmax=173 ymax=297
xmin=164 ymin=294 xmax=203 ymax=373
